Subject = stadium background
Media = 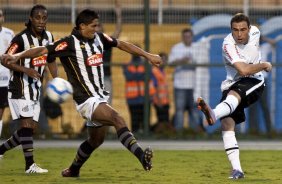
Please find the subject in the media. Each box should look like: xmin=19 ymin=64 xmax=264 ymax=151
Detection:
xmin=1 ymin=0 xmax=282 ymax=137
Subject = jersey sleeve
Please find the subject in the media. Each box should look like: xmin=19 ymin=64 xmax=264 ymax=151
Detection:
xmin=249 ymin=26 xmax=260 ymax=45
xmin=5 ymin=35 xmax=24 ymax=54
xmin=222 ymin=43 xmax=246 ymax=64
xmin=47 ymin=33 xmax=56 ymax=63
xmin=98 ymin=32 xmax=118 ymax=50
xmin=46 ymin=36 xmax=71 ymax=58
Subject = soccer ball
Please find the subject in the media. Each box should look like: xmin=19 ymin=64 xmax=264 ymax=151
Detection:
xmin=46 ymin=77 xmax=73 ymax=104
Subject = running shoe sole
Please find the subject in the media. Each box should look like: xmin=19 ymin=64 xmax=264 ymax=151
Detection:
xmin=197 ymin=97 xmax=216 ymax=125
xmin=142 ymin=147 xmax=153 ymax=171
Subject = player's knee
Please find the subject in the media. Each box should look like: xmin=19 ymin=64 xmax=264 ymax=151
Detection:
xmin=221 ymin=118 xmax=235 ymax=131
xmin=20 ymin=118 xmax=36 ymax=129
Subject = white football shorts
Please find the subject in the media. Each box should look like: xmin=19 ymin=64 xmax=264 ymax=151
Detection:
xmin=8 ymin=98 xmax=40 ymax=122
xmin=75 ymin=96 xmax=109 ymax=127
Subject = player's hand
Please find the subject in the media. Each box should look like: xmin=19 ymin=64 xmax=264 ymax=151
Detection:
xmin=183 ymin=56 xmax=191 ymax=63
xmin=1 ymin=54 xmax=20 ymax=65
xmin=24 ymin=68 xmax=41 ymax=80
xmin=262 ymin=62 xmax=272 ymax=72
xmin=147 ymin=54 xmax=163 ymax=67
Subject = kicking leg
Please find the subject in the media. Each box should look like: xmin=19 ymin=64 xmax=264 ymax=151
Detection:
xmin=92 ymin=103 xmax=153 ymax=171
xmin=197 ymin=91 xmax=240 ymax=125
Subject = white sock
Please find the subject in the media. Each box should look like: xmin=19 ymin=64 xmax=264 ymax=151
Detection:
xmin=0 ymin=120 xmax=2 ymax=137
xmin=222 ymin=131 xmax=243 ymax=172
xmin=213 ymin=95 xmax=239 ymax=120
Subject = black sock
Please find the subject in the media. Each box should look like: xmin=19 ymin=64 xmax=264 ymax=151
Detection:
xmin=117 ymin=127 xmax=143 ymax=161
xmin=69 ymin=140 xmax=95 ymax=173
xmin=18 ymin=128 xmax=34 ymax=170
xmin=0 ymin=130 xmax=21 ymax=155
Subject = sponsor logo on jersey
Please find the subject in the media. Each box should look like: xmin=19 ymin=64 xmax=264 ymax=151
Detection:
xmin=252 ymin=31 xmax=259 ymax=36
xmin=32 ymin=55 xmax=47 ymax=66
xmin=87 ymin=54 xmax=103 ymax=66
xmin=7 ymin=43 xmax=18 ymax=54
xmin=55 ymin=41 xmax=68 ymax=51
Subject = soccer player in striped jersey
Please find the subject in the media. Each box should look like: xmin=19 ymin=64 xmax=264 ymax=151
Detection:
xmin=0 ymin=9 xmax=14 ymax=137
xmin=2 ymin=9 xmax=162 ymax=177
xmin=0 ymin=5 xmax=58 ymax=174
xmin=197 ymin=13 xmax=272 ymax=179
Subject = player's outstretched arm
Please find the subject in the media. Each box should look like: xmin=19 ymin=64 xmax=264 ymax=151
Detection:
xmin=117 ymin=40 xmax=163 ymax=67
xmin=1 ymin=46 xmax=48 ymax=65
xmin=1 ymin=55 xmax=41 ymax=79
xmin=48 ymin=61 xmax=59 ymax=79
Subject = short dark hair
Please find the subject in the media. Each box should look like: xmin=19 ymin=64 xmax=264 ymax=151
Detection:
xmin=230 ymin=13 xmax=250 ymax=28
xmin=182 ymin=28 xmax=193 ymax=36
xmin=75 ymin=9 xmax=99 ymax=29
xmin=25 ymin=4 xmax=47 ymax=27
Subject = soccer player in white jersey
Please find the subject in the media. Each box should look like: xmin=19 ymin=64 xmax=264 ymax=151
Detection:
xmin=0 ymin=9 xmax=14 ymax=137
xmin=197 ymin=13 xmax=272 ymax=179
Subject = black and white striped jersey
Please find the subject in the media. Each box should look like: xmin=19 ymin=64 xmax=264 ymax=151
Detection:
xmin=46 ymin=28 xmax=118 ymax=105
xmin=6 ymin=27 xmax=54 ymax=100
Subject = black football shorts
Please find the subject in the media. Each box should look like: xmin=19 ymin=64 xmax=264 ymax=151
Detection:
xmin=0 ymin=87 xmax=8 ymax=108
xmin=220 ymin=77 xmax=265 ymax=124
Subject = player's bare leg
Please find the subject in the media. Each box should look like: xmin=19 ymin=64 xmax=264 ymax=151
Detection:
xmin=93 ymin=103 xmax=153 ymax=171
xmin=62 ymin=126 xmax=108 ymax=177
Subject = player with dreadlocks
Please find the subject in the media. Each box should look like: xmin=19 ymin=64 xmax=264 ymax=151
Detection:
xmin=0 ymin=4 xmax=58 ymax=174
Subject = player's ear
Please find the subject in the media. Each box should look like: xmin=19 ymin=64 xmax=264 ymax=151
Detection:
xmin=80 ymin=23 xmax=86 ymax=30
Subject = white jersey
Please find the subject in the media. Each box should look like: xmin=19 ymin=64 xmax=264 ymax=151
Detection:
xmin=0 ymin=27 xmax=14 ymax=87
xmin=221 ymin=25 xmax=264 ymax=91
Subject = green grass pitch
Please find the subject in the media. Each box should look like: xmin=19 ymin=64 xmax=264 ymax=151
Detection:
xmin=0 ymin=148 xmax=282 ymax=184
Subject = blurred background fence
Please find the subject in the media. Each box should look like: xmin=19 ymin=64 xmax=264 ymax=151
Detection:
xmin=1 ymin=0 xmax=282 ymax=138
